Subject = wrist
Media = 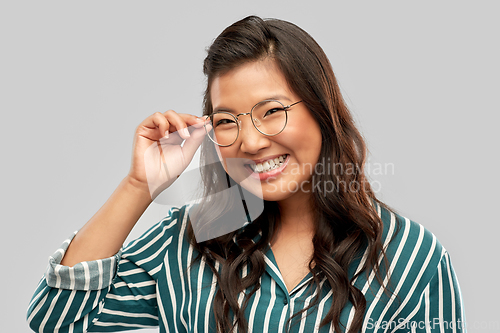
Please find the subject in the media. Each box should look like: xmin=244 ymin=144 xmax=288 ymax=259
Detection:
xmin=123 ymin=175 xmax=153 ymax=204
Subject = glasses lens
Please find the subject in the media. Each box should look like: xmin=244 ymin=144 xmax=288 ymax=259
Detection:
xmin=207 ymin=112 xmax=238 ymax=146
xmin=252 ymin=100 xmax=287 ymax=136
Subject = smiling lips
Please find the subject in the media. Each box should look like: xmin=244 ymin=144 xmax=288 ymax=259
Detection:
xmin=245 ymin=154 xmax=290 ymax=180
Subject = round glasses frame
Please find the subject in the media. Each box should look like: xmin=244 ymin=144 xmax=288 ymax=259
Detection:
xmin=204 ymin=99 xmax=303 ymax=147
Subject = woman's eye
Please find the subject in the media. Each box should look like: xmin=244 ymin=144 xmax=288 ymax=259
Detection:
xmin=264 ymin=108 xmax=285 ymax=117
xmin=215 ymin=118 xmax=236 ymax=127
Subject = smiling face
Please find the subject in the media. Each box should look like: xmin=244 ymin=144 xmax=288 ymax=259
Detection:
xmin=209 ymin=59 xmax=323 ymax=205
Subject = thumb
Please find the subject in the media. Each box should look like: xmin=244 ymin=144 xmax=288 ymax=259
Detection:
xmin=181 ymin=125 xmax=208 ymax=160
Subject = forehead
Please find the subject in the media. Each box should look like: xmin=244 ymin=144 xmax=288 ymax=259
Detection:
xmin=210 ymin=60 xmax=295 ymax=110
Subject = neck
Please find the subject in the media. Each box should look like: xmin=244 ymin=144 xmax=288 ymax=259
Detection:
xmin=276 ymin=191 xmax=316 ymax=234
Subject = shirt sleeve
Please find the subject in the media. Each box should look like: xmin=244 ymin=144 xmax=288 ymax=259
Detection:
xmin=392 ymin=251 xmax=467 ymax=333
xmin=27 ymin=207 xmax=182 ymax=332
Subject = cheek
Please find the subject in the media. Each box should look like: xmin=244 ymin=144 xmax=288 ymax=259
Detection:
xmin=215 ymin=146 xmax=233 ymax=171
xmin=289 ymin=125 xmax=322 ymax=170
xmin=303 ymin=117 xmax=323 ymax=154
xmin=216 ymin=147 xmax=244 ymax=179
xmin=214 ymin=146 xmax=225 ymax=167
xmin=311 ymin=129 xmax=323 ymax=158
xmin=285 ymin=119 xmax=322 ymax=153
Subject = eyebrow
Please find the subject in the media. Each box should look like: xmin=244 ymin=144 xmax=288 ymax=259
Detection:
xmin=213 ymin=95 xmax=293 ymax=113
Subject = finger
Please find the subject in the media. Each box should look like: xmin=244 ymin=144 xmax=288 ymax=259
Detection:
xmin=151 ymin=112 xmax=170 ymax=138
xmin=177 ymin=113 xmax=207 ymax=129
xmin=136 ymin=112 xmax=170 ymax=140
xmin=181 ymin=125 xmax=209 ymax=159
xmin=163 ymin=110 xmax=193 ymax=139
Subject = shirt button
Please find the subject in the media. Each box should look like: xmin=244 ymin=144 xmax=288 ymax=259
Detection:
xmin=283 ymin=298 xmax=288 ymax=305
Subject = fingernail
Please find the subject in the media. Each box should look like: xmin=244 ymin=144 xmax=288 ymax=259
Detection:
xmin=164 ymin=130 xmax=169 ymax=138
xmin=181 ymin=128 xmax=190 ymax=137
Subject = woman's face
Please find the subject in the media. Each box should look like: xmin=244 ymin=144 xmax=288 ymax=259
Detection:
xmin=209 ymin=59 xmax=322 ymax=204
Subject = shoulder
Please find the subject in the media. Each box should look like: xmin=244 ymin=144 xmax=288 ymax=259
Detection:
xmin=375 ymin=203 xmax=447 ymax=289
xmin=121 ymin=205 xmax=193 ymax=267
xmin=128 ymin=205 xmax=191 ymax=244
xmin=353 ymin=204 xmax=467 ymax=328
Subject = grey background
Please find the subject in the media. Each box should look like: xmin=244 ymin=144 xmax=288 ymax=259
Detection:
xmin=1 ymin=1 xmax=498 ymax=332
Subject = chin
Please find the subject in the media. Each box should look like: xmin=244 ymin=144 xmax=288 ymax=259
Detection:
xmin=260 ymin=184 xmax=305 ymax=202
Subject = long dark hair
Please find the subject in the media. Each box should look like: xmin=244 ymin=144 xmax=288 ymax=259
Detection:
xmin=187 ymin=15 xmax=393 ymax=333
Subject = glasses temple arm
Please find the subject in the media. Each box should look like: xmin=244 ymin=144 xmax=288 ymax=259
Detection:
xmin=284 ymin=100 xmax=303 ymax=109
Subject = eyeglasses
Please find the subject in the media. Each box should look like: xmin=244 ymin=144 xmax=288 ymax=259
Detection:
xmin=204 ymin=99 xmax=302 ymax=147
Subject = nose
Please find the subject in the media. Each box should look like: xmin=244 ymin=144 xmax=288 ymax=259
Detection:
xmin=237 ymin=114 xmax=271 ymax=154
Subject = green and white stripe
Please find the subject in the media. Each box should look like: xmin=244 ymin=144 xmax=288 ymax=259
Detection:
xmin=27 ymin=204 xmax=466 ymax=332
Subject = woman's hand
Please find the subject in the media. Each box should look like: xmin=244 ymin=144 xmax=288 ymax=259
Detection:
xmin=60 ymin=110 xmax=209 ymax=267
xmin=127 ymin=110 xmax=208 ymax=199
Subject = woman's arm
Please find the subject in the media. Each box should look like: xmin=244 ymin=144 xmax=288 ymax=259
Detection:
xmin=60 ymin=176 xmax=152 ymax=267
xmin=27 ymin=207 xmax=185 ymax=332
xmin=27 ymin=111 xmax=207 ymax=332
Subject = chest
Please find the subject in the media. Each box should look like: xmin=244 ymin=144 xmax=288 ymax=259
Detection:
xmin=157 ymin=248 xmax=329 ymax=333
xmin=270 ymin=233 xmax=314 ymax=292
xmin=157 ymin=239 xmax=383 ymax=333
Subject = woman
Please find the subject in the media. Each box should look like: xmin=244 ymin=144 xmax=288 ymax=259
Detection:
xmin=27 ymin=16 xmax=465 ymax=332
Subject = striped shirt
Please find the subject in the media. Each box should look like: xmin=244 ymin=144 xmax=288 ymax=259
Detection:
xmin=27 ymin=203 xmax=466 ymax=332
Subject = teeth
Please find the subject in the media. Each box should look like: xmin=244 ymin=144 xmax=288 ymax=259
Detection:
xmin=251 ymin=154 xmax=288 ymax=173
